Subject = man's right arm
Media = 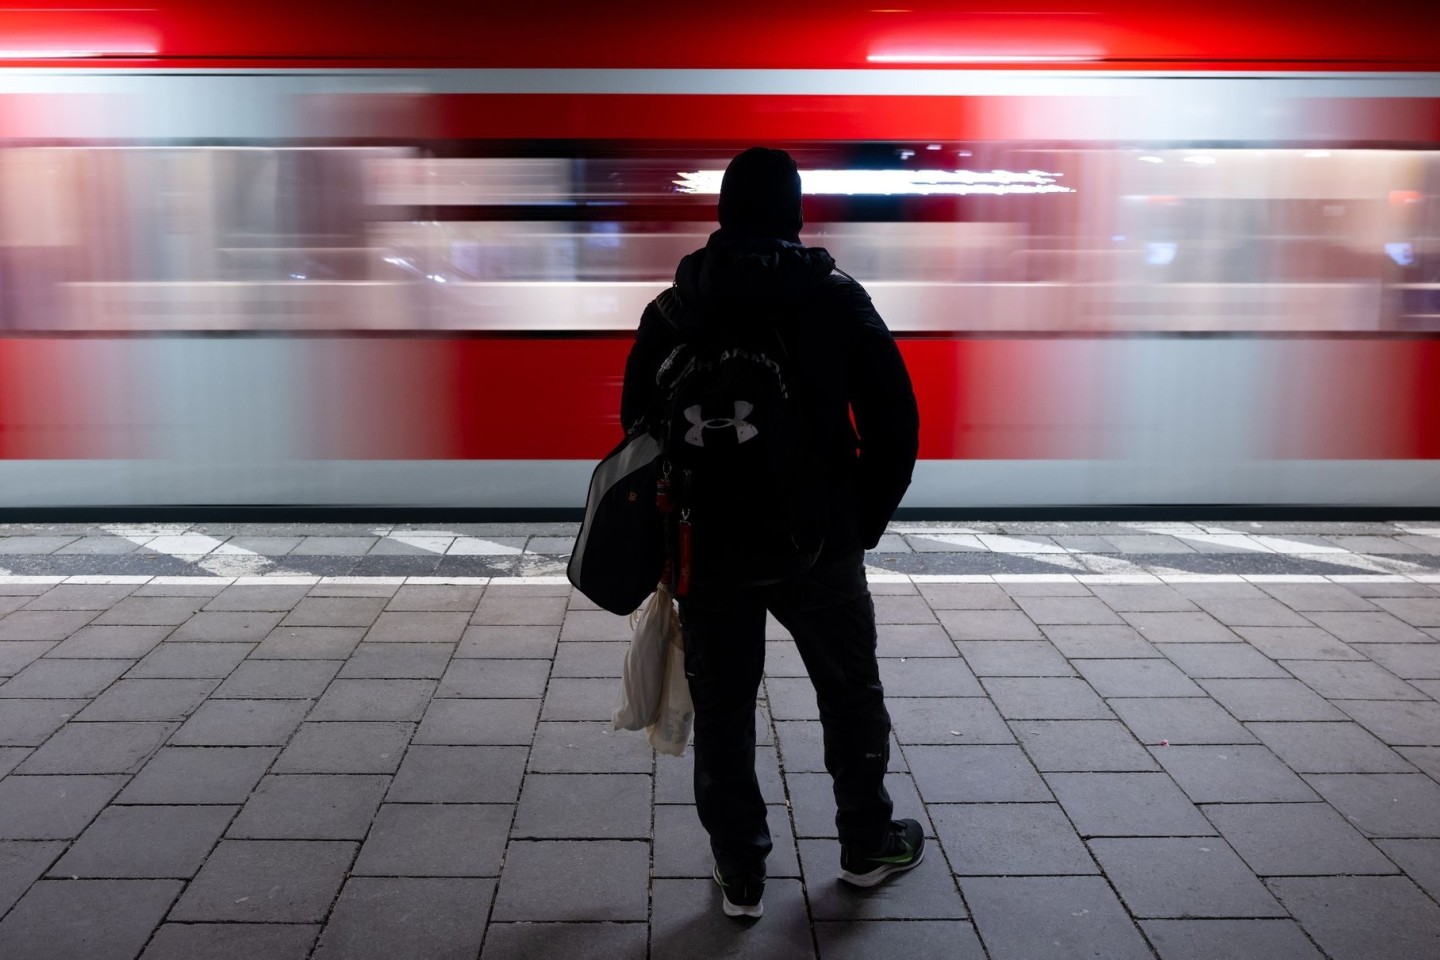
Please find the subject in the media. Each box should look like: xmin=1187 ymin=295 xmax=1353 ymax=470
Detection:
xmin=619 ymin=300 xmax=677 ymax=434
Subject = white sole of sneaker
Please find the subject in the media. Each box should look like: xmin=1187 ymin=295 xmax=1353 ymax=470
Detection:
xmin=838 ymin=844 xmax=926 ymax=888
xmin=720 ymin=898 xmax=764 ymax=919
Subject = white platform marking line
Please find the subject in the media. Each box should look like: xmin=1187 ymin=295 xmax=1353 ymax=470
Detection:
xmin=976 ymin=534 xmax=1068 ymax=554
xmin=386 ymin=534 xmax=456 ymax=553
xmin=1251 ymin=536 xmax=1349 ymax=555
xmin=1171 ymin=533 xmax=1275 ymax=553
xmin=447 ymin=538 xmax=525 ymax=556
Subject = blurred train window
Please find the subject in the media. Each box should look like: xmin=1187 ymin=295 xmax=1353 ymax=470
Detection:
xmin=0 ymin=145 xmax=1434 ymax=333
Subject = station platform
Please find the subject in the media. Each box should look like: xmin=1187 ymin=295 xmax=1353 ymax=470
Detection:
xmin=0 ymin=521 xmax=1438 ymax=959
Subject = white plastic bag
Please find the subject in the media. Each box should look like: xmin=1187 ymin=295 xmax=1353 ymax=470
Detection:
xmin=612 ymin=584 xmax=693 ymax=756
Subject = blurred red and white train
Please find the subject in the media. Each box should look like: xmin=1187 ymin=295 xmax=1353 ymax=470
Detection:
xmin=1 ymin=1 xmax=1439 ymax=509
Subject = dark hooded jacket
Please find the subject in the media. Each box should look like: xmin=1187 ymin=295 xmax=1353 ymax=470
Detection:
xmin=620 ymin=230 xmax=919 ymax=554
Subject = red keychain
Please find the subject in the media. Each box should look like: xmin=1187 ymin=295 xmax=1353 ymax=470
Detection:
xmin=676 ymin=508 xmax=692 ymax=597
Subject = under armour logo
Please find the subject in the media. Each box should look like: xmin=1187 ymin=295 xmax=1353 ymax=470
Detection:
xmin=683 ymin=402 xmax=758 ymax=446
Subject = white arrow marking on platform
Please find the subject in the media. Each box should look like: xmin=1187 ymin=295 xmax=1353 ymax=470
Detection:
xmin=387 ymin=535 xmax=455 ymax=553
xmin=103 ymin=526 xmax=273 ymax=577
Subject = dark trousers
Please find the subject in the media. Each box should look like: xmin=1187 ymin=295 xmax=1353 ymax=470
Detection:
xmin=678 ymin=547 xmax=893 ymax=875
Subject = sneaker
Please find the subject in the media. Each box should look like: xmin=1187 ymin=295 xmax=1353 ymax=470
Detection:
xmin=712 ymin=865 xmax=765 ymax=918
xmin=839 ymin=819 xmax=925 ymax=888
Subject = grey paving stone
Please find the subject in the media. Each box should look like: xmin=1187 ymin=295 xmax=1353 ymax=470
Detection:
xmin=473 ymin=595 xmax=568 ymax=627
xmin=305 ymin=579 xmax=400 ymax=597
xmin=1374 ymin=839 xmax=1440 ymax=901
xmin=251 ymin=626 xmax=365 ymax=660
xmin=456 ymin=624 xmax=560 ymax=659
xmin=1282 ymin=659 xmax=1429 ymax=700
xmin=352 ymin=801 xmax=510 ymax=874
xmin=528 ymin=721 xmax=654 ymax=773
xmin=93 ymin=597 xmax=205 ymax=626
xmin=550 ymin=642 xmax=626 ymax=679
xmin=365 ymin=611 xmax=470 ymax=644
xmin=764 ymin=639 xmax=808 ymax=675
xmin=1105 ymin=535 xmax=1195 ymax=554
xmin=1258 ymin=582 xmax=1380 ymax=611
xmin=765 ymin=676 xmax=819 ymax=720
xmin=0 ymin=657 xmax=131 ymax=698
xmin=1361 ymin=643 xmax=1440 ymax=679
xmin=1152 ymin=744 xmax=1320 ymax=802
xmin=1041 ymin=624 xmax=1161 ymax=659
xmin=0 ymin=610 xmax=97 ymax=641
xmin=655 ymin=878 xmax=814 ymax=957
xmin=53 ymin=537 xmax=145 ymax=556
xmin=1266 ymin=876 xmax=1440 ymax=960
xmin=0 ymin=775 xmax=127 ymax=839
xmin=0 ymin=840 xmax=66 ymax=915
xmin=1108 ymin=698 xmax=1257 ymax=745
xmin=492 ymin=841 xmax=649 ymax=921
xmin=1412 ymin=678 xmax=1440 ymax=698
xmin=875 ymin=623 xmax=957 ymax=657
xmin=961 ymin=876 xmax=1155 ymax=960
xmin=385 ymin=586 xmax=485 ymax=614
xmin=116 ymin=747 xmax=277 ymax=804
xmin=1233 ymin=626 xmax=1366 ymax=660
xmin=815 ymin=919 xmax=984 ymax=960
xmin=877 ymin=697 xmax=1014 ymax=746
xmin=1121 ymin=612 xmax=1239 ymax=644
xmin=998 ymin=579 xmax=1094 ymax=597
xmin=289 ymin=536 xmax=376 ymax=556
xmin=906 ymin=745 xmax=1053 ymax=802
xmin=1089 ymin=838 xmax=1286 ymax=918
xmin=936 ymin=609 xmax=1044 ymax=641
xmin=1203 ymin=802 xmax=1399 ymax=876
xmin=51 ymin=804 xmax=234 ymax=878
xmin=542 ymin=677 xmax=620 ymax=721
xmin=654 ymin=745 xmax=783 ymax=805
xmin=872 ymin=594 xmax=934 ymax=623
xmin=0 ymin=878 xmax=183 ymax=960
xmin=1169 ymin=582 xmax=1268 ymax=601
xmin=513 ymin=774 xmax=651 ymax=839
xmin=876 ymin=656 xmax=983 ymax=696
xmin=271 ymin=721 xmax=414 ymax=774
xmin=916 ymin=583 xmax=1016 ymax=609
xmin=480 ymin=922 xmax=648 ymax=960
xmin=1014 ymin=596 xmax=1123 ymax=625
xmin=170 ymin=699 xmax=309 ymax=746
xmin=955 ymin=640 xmax=1074 ymax=677
xmin=282 ymin=597 xmax=386 ymax=627
xmin=932 ymin=802 xmax=1096 ymax=875
xmin=785 ymin=771 xmax=931 ymax=840
xmin=1139 ymin=919 xmax=1326 ymax=960
xmin=982 ymin=677 xmax=1113 ymax=720
xmin=387 ymin=745 xmax=529 ymax=803
xmin=1047 ymin=772 xmax=1215 ymax=837
xmin=799 ymin=837 xmax=966 ymax=920
xmin=653 ymin=802 xmax=799 ymax=878
xmin=415 ymin=698 xmax=540 ymax=746
xmin=1010 ymin=720 xmax=1159 ymax=772
xmin=169 ymin=611 xmax=285 ymax=644
xmin=0 ymin=747 xmax=27 ymax=776
xmin=23 ymin=583 xmax=140 ymax=610
xmin=1196 ymin=678 xmax=1348 ymax=721
xmin=309 ymin=678 xmax=436 ymax=721
xmin=338 ymin=642 xmax=454 ymax=679
xmin=203 ymin=584 xmax=310 ymax=611
xmin=0 ymin=640 xmax=52 ymax=676
xmin=1088 ymin=585 xmax=1198 ymax=612
xmin=1157 ymin=642 xmax=1292 ymax=679
xmin=45 ymin=625 xmax=171 ymax=659
xmin=1304 ymin=611 xmax=1431 ymax=644
xmin=210 ymin=659 xmax=336 ymax=699
xmin=228 ymin=774 xmax=390 ymax=839
xmin=126 ymin=642 xmax=253 ymax=679
xmin=1397 ymin=746 xmax=1440 ymax=779
xmin=1190 ymin=597 xmax=1312 ymax=627
xmin=15 ymin=721 xmax=176 ymax=775
xmin=437 ymin=658 xmax=550 ymax=698
xmin=1302 ymin=773 xmax=1440 ymax=837
xmin=1335 ymin=699 xmax=1440 ymax=746
xmin=132 ymin=580 xmax=230 ymax=598
xmin=1371 ymin=596 xmax=1440 ymax=626
xmin=139 ymin=923 xmax=320 ymax=960
xmin=170 ymin=839 xmax=356 ymax=922
xmin=312 ymin=876 xmax=492 ymax=960
xmin=74 ymin=678 xmax=219 ymax=721
xmin=1072 ymin=658 xmax=1206 ymax=697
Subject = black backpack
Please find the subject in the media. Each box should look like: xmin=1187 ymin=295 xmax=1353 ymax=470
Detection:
xmin=653 ymin=290 xmax=826 ymax=593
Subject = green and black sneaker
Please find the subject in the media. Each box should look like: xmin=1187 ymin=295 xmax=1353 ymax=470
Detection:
xmin=839 ymin=818 xmax=925 ymax=888
xmin=712 ymin=865 xmax=765 ymax=919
